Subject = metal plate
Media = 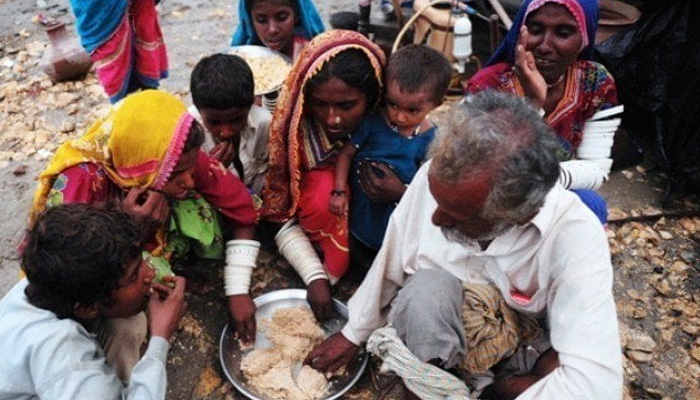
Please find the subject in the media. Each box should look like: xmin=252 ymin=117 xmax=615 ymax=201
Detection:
xmin=229 ymin=45 xmax=292 ymax=96
xmin=219 ymin=289 xmax=369 ymax=400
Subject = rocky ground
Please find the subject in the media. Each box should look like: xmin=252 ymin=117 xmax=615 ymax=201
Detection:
xmin=1 ymin=0 xmax=699 ymax=399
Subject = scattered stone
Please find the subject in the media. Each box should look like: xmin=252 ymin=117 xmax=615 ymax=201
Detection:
xmin=691 ymin=348 xmax=700 ymax=363
xmin=652 ymin=280 xmax=672 ymax=297
xmin=680 ymin=251 xmax=696 ymax=263
xmin=658 ymin=231 xmax=673 ymax=240
xmin=180 ymin=315 xmax=203 ymax=338
xmin=193 ymin=366 xmax=222 ymax=398
xmin=688 ymin=388 xmax=700 ymax=400
xmin=682 ymin=324 xmax=699 ymax=336
xmin=627 ymin=349 xmax=653 ymax=363
xmin=58 ymin=121 xmax=75 ymax=133
xmin=625 ymin=331 xmax=656 ymax=353
xmin=12 ymin=164 xmax=27 ymax=176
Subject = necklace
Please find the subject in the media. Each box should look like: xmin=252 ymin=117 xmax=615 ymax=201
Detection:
xmin=547 ymin=74 xmax=565 ymax=89
xmin=390 ymin=124 xmax=420 ymax=138
xmin=386 ymin=114 xmax=422 ymax=138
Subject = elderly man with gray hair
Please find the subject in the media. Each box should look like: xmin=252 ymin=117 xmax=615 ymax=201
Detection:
xmin=307 ymin=91 xmax=622 ymax=400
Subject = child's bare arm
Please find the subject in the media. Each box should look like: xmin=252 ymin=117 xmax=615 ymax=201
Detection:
xmin=330 ymin=143 xmax=357 ymax=215
xmin=334 ymin=142 xmax=356 ymax=192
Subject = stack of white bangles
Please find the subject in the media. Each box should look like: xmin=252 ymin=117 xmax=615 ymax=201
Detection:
xmin=274 ymin=219 xmax=329 ymax=285
xmin=224 ymin=239 xmax=261 ymax=296
xmin=559 ymin=105 xmax=624 ymax=190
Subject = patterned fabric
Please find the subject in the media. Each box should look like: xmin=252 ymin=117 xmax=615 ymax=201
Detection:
xmin=349 ymin=111 xmax=437 ymax=249
xmin=261 ymin=29 xmax=385 ymax=280
xmin=167 ymin=196 xmax=224 ymax=260
xmin=32 ymin=90 xmax=258 ymax=258
xmin=232 ymin=0 xmax=325 ymax=53
xmin=367 ymin=326 xmax=472 ymax=400
xmin=488 ymin=0 xmax=600 ymax=65
xmin=460 ymin=284 xmax=521 ymax=374
xmin=467 ymin=60 xmax=617 ymax=155
xmin=262 ymin=30 xmax=385 ymax=223
xmin=33 ymin=90 xmax=192 ymax=221
xmin=72 ymin=0 xmax=168 ymax=103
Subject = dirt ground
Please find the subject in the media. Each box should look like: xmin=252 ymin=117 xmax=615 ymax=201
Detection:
xmin=1 ymin=0 xmax=699 ymax=399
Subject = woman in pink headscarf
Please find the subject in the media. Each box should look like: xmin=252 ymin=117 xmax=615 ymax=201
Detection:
xmin=466 ymin=0 xmax=618 ymax=224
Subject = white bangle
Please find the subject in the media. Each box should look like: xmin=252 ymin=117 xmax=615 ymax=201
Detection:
xmin=224 ymin=239 xmax=260 ymax=296
xmin=275 ymin=219 xmax=328 ymax=285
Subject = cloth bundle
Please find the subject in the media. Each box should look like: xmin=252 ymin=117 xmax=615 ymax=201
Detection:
xmin=460 ymin=284 xmax=521 ymax=374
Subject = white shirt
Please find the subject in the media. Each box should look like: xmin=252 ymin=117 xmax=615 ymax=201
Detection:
xmin=0 ymin=280 xmax=169 ymax=400
xmin=342 ymin=161 xmax=622 ymax=400
xmin=189 ymin=104 xmax=271 ymax=194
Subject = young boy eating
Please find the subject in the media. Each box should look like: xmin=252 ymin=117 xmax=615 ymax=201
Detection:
xmin=0 ymin=204 xmax=186 ymax=399
xmin=190 ymin=53 xmax=272 ymax=195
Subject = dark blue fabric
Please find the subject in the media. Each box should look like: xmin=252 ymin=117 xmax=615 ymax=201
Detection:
xmin=349 ymin=111 xmax=437 ymax=249
xmin=571 ymin=189 xmax=607 ymax=224
xmin=487 ymin=0 xmax=599 ymax=66
xmin=231 ymin=0 xmax=325 ymax=46
xmin=70 ymin=0 xmax=128 ymax=53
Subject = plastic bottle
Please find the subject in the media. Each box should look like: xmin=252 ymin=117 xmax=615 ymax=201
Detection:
xmin=452 ymin=14 xmax=473 ymax=74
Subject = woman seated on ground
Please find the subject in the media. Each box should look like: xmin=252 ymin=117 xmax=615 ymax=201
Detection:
xmin=263 ymin=30 xmax=411 ymax=321
xmin=32 ymin=90 xmax=261 ymax=346
xmin=466 ymin=0 xmax=618 ymax=223
xmin=232 ymin=0 xmax=325 ymax=60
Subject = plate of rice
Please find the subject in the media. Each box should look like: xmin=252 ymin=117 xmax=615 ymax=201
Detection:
xmin=219 ymin=289 xmax=369 ymax=400
xmin=229 ymin=45 xmax=292 ymax=96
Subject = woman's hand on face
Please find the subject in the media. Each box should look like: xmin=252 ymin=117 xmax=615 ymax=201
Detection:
xmin=359 ymin=162 xmax=406 ymax=203
xmin=122 ymin=187 xmax=170 ymax=229
xmin=514 ymin=26 xmax=547 ymax=109
xmin=209 ymin=142 xmax=236 ymax=169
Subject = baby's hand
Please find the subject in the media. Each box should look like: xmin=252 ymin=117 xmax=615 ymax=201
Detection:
xmin=329 ymin=195 xmax=348 ymax=216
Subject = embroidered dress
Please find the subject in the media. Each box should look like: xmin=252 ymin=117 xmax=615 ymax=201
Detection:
xmin=349 ymin=111 xmax=436 ymax=249
xmin=70 ymin=0 xmax=168 ymax=103
xmin=32 ymin=90 xmax=257 ymax=261
xmin=467 ymin=60 xmax=617 ymax=156
xmin=262 ymin=30 xmax=385 ymax=280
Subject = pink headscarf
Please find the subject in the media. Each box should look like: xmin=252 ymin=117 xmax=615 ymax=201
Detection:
xmin=524 ymin=0 xmax=589 ymax=50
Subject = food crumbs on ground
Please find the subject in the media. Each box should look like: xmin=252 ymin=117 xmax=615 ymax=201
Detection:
xmin=240 ymin=306 xmax=328 ymax=400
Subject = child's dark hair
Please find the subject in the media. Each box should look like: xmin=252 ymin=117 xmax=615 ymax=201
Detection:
xmin=22 ymin=204 xmax=143 ymax=319
xmin=183 ymin=119 xmax=206 ymax=153
xmin=190 ymin=53 xmax=255 ymax=110
xmin=386 ymin=44 xmax=452 ymax=104
xmin=306 ymin=48 xmax=381 ymax=110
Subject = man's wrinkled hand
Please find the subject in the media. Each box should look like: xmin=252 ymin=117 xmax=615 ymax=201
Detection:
xmin=305 ymin=332 xmax=359 ymax=373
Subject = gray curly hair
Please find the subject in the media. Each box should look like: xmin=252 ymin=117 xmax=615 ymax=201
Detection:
xmin=429 ymin=91 xmax=560 ymax=226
